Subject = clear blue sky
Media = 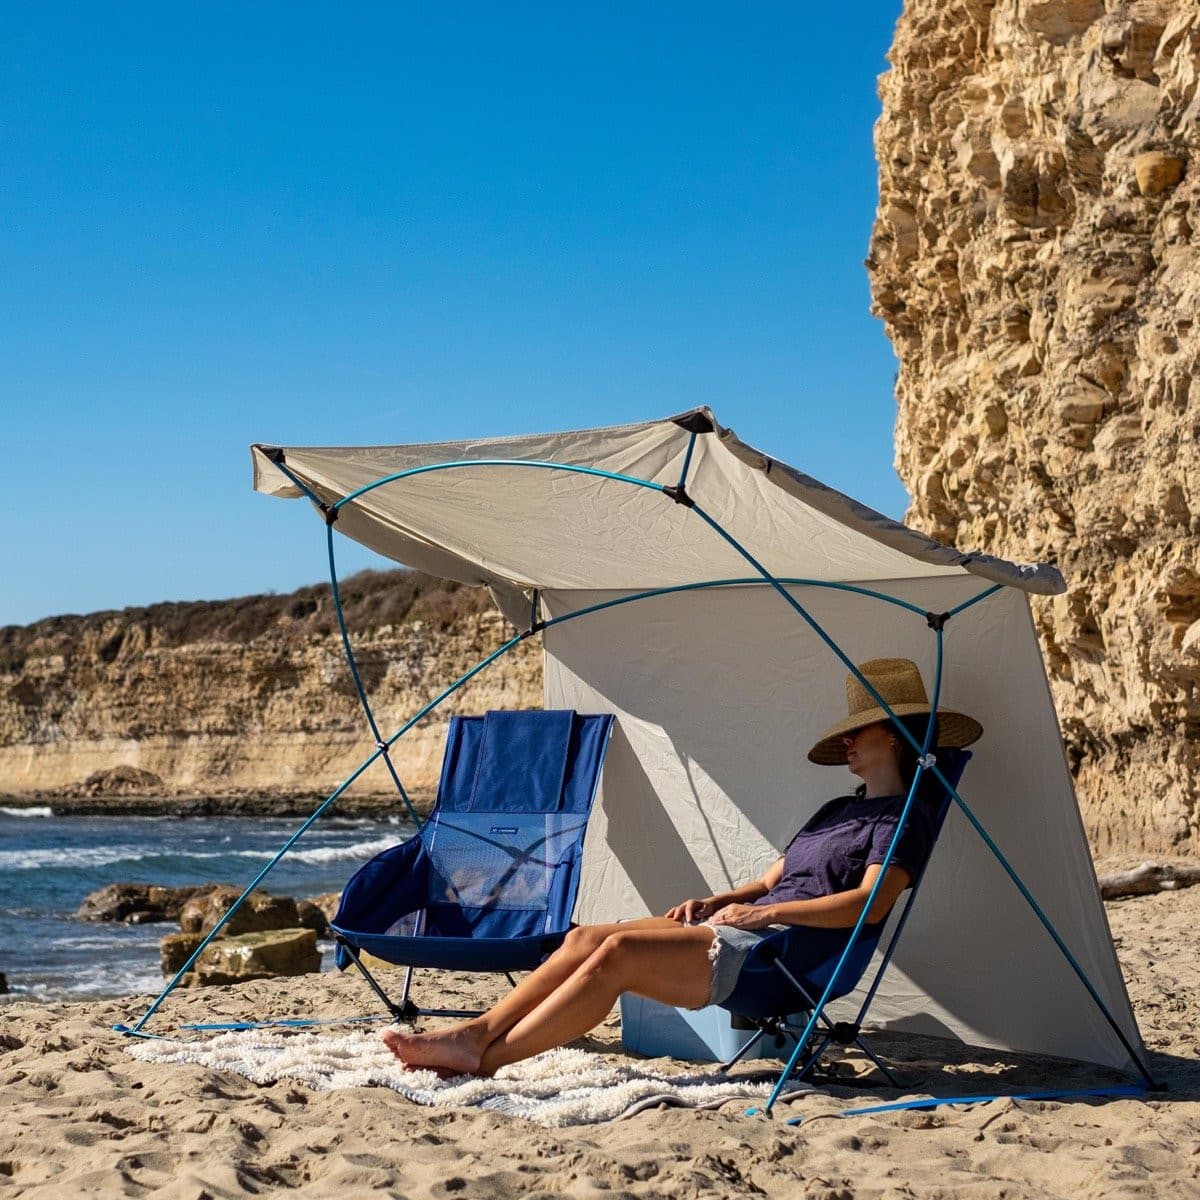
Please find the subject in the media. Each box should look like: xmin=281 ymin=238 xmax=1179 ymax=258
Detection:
xmin=2 ymin=2 xmax=905 ymax=627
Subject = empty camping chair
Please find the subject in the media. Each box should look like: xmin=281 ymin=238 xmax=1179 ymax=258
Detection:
xmin=717 ymin=747 xmax=970 ymax=1085
xmin=331 ymin=709 xmax=614 ymax=1019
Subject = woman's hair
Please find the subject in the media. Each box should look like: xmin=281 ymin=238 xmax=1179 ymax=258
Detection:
xmin=853 ymin=713 xmax=943 ymax=809
xmin=888 ymin=715 xmax=940 ymax=811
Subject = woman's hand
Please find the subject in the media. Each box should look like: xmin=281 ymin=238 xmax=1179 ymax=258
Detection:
xmin=708 ymin=903 xmax=772 ymax=930
xmin=665 ymin=898 xmax=713 ymax=924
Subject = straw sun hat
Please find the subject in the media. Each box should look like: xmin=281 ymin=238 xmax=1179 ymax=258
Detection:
xmin=807 ymin=657 xmax=983 ymax=766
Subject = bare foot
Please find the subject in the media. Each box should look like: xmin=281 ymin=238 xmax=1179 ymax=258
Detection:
xmin=381 ymin=1025 xmax=487 ymax=1076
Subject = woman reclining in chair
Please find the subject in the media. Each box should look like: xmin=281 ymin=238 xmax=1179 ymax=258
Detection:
xmin=383 ymin=658 xmax=981 ymax=1076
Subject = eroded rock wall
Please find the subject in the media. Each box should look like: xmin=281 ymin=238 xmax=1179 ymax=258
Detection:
xmin=870 ymin=0 xmax=1199 ymax=852
xmin=0 ymin=573 xmax=541 ymax=800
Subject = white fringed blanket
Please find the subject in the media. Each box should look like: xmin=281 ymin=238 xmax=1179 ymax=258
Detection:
xmin=126 ymin=1029 xmax=808 ymax=1126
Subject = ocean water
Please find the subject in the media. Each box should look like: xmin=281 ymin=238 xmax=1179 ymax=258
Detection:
xmin=0 ymin=807 xmax=415 ymax=1003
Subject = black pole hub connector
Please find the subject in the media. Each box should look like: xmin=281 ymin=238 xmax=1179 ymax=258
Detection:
xmin=662 ymin=483 xmax=696 ymax=508
xmin=925 ymin=611 xmax=951 ymax=631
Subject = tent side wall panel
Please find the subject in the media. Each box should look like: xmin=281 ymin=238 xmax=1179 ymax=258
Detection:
xmin=542 ymin=579 xmax=1142 ymax=1071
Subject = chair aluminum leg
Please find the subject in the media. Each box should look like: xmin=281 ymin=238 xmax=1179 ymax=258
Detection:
xmin=336 ymin=937 xmax=417 ymax=1023
xmin=769 ymin=957 xmax=903 ymax=1086
xmin=337 ymin=939 xmax=532 ymax=1023
xmin=791 ymin=1033 xmax=834 ymax=1082
xmin=852 ymin=1033 xmax=905 ymax=1089
xmin=717 ymin=1027 xmax=768 ymax=1073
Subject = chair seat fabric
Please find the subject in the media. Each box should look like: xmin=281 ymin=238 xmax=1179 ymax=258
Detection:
xmin=720 ymin=923 xmax=883 ymax=1020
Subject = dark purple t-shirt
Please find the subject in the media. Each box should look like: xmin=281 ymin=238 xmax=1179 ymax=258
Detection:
xmin=754 ymin=793 xmax=933 ymax=911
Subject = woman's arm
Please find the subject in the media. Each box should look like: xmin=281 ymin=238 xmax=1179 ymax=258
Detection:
xmin=665 ymin=856 xmax=786 ymax=923
xmin=708 ymin=863 xmax=912 ymax=931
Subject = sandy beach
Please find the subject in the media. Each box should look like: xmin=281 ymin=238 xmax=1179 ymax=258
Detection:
xmin=3 ymin=869 xmax=1198 ymax=1199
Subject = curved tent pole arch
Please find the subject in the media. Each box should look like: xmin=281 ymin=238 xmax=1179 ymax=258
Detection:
xmin=118 ymin=450 xmax=1157 ymax=1095
xmin=113 ymin=565 xmax=975 ymax=1042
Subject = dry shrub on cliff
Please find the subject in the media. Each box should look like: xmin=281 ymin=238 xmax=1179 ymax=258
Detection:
xmin=407 ymin=583 xmax=493 ymax=631
xmin=0 ymin=569 xmax=492 ymax=663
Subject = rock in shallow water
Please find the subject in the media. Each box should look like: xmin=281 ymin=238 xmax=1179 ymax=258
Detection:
xmin=295 ymin=899 xmax=329 ymax=936
xmin=159 ymin=932 xmax=206 ymax=976
xmin=75 ymin=883 xmax=221 ymax=924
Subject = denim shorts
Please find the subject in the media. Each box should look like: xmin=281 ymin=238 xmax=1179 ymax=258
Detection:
xmin=701 ymin=923 xmax=789 ymax=1007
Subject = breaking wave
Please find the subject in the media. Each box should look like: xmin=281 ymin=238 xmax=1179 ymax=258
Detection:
xmin=0 ymin=845 xmax=152 ymax=871
xmin=0 ymin=834 xmax=396 ymax=872
xmin=235 ymin=835 xmax=396 ymax=865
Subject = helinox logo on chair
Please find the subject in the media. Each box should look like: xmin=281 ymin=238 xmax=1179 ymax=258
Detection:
xmin=491 ymin=826 xmax=519 ymax=835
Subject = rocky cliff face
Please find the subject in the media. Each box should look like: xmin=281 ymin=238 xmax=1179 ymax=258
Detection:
xmin=870 ymin=0 xmax=1199 ymax=852
xmin=0 ymin=572 xmax=541 ymax=802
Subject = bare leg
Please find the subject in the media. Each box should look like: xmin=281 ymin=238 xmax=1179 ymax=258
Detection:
xmin=479 ymin=924 xmax=716 ymax=1073
xmin=381 ymin=918 xmax=683 ymax=1073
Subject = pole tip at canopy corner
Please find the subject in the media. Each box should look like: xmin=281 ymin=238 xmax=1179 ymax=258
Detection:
xmin=251 ymin=444 xmax=304 ymax=499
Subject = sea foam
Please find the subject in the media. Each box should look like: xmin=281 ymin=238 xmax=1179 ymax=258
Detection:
xmin=0 ymin=844 xmax=152 ymax=871
xmin=236 ymin=835 xmax=397 ymax=866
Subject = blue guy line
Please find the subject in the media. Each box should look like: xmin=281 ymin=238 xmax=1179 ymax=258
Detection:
xmin=180 ymin=1015 xmax=389 ymax=1033
xmin=819 ymin=1083 xmax=1149 ymax=1120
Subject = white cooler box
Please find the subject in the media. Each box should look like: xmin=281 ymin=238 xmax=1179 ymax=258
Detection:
xmin=619 ymin=994 xmax=803 ymax=1062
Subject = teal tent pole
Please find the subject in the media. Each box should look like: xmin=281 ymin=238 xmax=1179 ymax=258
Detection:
xmin=923 ymin=762 xmax=1158 ymax=1088
xmin=117 ymin=630 xmax=525 ymax=1036
xmin=260 ymin=452 xmax=420 ymax=825
xmin=754 ymin=630 xmax=945 ymax=1114
xmin=225 ymin=450 xmax=1153 ymax=1088
xmin=681 ymin=497 xmax=1155 ymax=1090
xmin=324 ymin=520 xmax=420 ymax=825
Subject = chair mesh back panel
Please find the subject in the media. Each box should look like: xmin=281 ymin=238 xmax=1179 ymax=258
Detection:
xmin=385 ymin=812 xmax=588 ymax=938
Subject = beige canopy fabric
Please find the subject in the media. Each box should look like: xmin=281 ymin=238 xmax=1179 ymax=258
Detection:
xmin=252 ymin=410 xmax=1145 ymax=1074
xmin=252 ymin=408 xmax=1066 ymax=599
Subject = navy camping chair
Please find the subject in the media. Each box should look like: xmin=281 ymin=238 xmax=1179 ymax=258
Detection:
xmin=717 ymin=748 xmax=970 ymax=1086
xmin=331 ymin=709 xmax=614 ymax=1020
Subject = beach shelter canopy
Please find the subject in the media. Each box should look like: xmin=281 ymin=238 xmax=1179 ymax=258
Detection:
xmin=252 ymin=409 xmax=1064 ymax=611
xmin=251 ymin=409 xmax=1145 ymax=1076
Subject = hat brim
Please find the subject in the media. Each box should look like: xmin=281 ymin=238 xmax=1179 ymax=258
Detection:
xmin=807 ymin=703 xmax=983 ymax=766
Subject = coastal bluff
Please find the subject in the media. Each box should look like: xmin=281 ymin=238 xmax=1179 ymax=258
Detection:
xmin=0 ymin=571 xmax=541 ymax=805
xmin=870 ymin=0 xmax=1199 ymax=853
